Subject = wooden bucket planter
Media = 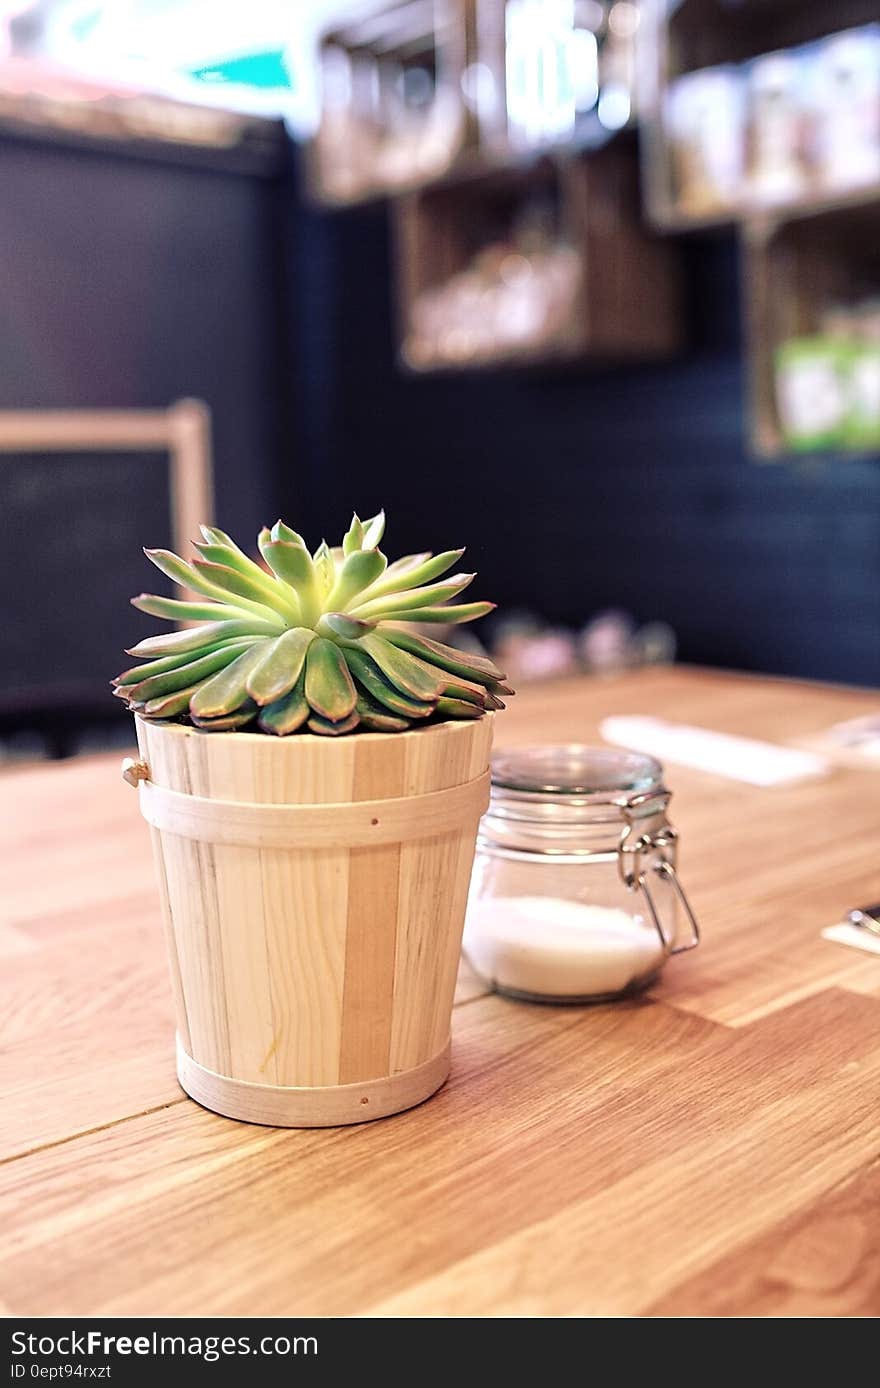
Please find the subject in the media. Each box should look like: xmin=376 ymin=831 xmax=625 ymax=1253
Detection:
xmin=129 ymin=713 xmax=494 ymax=1127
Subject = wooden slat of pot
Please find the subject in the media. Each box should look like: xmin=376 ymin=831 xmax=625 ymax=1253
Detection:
xmin=138 ymin=771 xmax=490 ymax=848
xmin=146 ymin=823 xmax=193 ymax=1058
xmin=147 ymin=814 xmax=233 ymax=1076
xmin=339 ymin=736 xmax=408 ymax=1084
xmin=391 ymin=713 xmax=494 ymax=1072
xmin=259 ymin=840 xmax=351 ymax=1087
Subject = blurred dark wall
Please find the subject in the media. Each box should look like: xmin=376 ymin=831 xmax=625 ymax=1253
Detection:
xmin=0 ymin=128 xmax=294 ymax=733
xmin=289 ymin=185 xmax=880 ymax=688
xmin=1 ymin=124 xmax=878 ymax=744
xmin=0 ymin=128 xmax=292 ymax=534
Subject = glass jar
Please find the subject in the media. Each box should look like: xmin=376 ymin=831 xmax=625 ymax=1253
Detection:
xmin=463 ymin=745 xmax=700 ymax=1003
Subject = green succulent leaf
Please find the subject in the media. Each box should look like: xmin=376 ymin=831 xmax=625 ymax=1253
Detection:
xmin=354 ymin=549 xmax=464 ymax=604
xmin=441 ymin=676 xmax=490 ymax=708
xmin=381 ymin=550 xmax=431 ymax=579
xmin=144 ymin=549 xmax=283 ymax=625
xmin=374 ymin=601 xmax=496 ymax=625
xmin=342 ymin=513 xmax=364 ymax=556
xmin=192 ymin=537 xmax=286 ymax=595
xmin=304 ymin=638 xmax=357 ymax=722
xmin=344 ymin=648 xmax=436 ymax=719
xmin=123 ymin=640 xmax=258 ymax=702
xmin=258 ymin=674 xmax=310 ymax=735
xmin=190 ymin=559 xmax=271 ymax=605
xmin=131 ymin=594 xmax=255 ymax=624
xmin=271 ymin=519 xmax=307 ymax=546
xmin=246 ymin=628 xmax=315 ymax=706
xmin=325 ymin=549 xmax=387 ymax=611
xmin=189 ymin=647 xmax=266 ymax=720
xmin=435 ymin=696 xmax=485 ymax=720
xmin=191 ymin=554 xmax=300 ymax=621
xmin=354 ymin=633 xmax=446 ymax=702
xmin=260 ymin=541 xmax=322 ymax=625
xmin=350 ymin=572 xmax=475 ymax=621
xmin=313 ymin=541 xmax=336 ymax=598
xmin=318 ymin=612 xmax=376 ymax=641
xmin=306 ymin=710 xmax=361 ymax=736
xmin=143 ymin=685 xmax=203 ymax=719
xmin=115 ymin=637 xmax=259 ymax=686
xmin=190 ymin=702 xmax=259 ymax=732
xmin=354 ymin=691 xmax=410 ymax=733
xmin=257 ymin=526 xmax=273 ymax=563
xmin=127 ymin=620 xmax=276 ymax=659
xmin=381 ymin=629 xmax=506 ymax=684
xmin=361 ymin=509 xmax=385 ymax=549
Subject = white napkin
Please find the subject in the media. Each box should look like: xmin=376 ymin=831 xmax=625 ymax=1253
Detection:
xmin=822 ymin=923 xmax=880 ymax=957
xmin=600 ymin=715 xmax=829 ymax=787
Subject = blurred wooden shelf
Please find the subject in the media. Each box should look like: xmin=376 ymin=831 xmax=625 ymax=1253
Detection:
xmin=640 ymin=0 xmax=880 ymax=232
xmin=309 ymin=1 xmax=640 ymax=208
xmin=744 ymin=197 xmax=880 ymax=459
xmin=655 ymin=184 xmax=880 ymax=237
xmin=662 ymin=0 xmax=875 ymax=69
xmin=745 ymin=184 xmax=880 ymax=235
xmin=307 ymin=0 xmax=474 ymax=208
xmin=394 ymin=139 xmax=684 ymax=374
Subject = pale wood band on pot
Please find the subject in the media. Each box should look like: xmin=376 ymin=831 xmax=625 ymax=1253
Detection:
xmin=176 ymin=1035 xmax=452 ymax=1127
xmin=139 ymin=769 xmax=491 ymax=848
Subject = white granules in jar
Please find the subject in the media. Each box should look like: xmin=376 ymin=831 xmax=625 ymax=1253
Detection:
xmin=463 ymin=896 xmax=666 ymax=1000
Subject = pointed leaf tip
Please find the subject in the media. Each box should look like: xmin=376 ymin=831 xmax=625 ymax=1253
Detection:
xmin=362 ymin=508 xmax=386 ymax=549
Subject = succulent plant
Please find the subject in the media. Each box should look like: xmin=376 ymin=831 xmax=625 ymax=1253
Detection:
xmin=114 ymin=512 xmax=513 ymax=736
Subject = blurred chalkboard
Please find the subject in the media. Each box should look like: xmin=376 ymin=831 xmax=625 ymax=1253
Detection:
xmin=0 ymin=452 xmax=173 ymax=718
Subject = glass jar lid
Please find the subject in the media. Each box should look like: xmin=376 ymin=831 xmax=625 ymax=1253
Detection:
xmin=491 ymin=745 xmax=662 ymax=799
xmin=485 ymin=745 xmax=667 ymax=828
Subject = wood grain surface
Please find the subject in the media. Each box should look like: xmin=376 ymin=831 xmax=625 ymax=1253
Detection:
xmin=2 ymin=667 xmax=880 ymax=1316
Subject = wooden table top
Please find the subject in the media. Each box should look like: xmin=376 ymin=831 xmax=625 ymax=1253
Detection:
xmin=3 ymin=666 xmax=880 ymax=1318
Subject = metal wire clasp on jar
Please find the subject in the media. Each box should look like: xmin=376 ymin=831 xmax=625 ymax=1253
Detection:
xmin=463 ymin=745 xmax=701 ymax=1004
